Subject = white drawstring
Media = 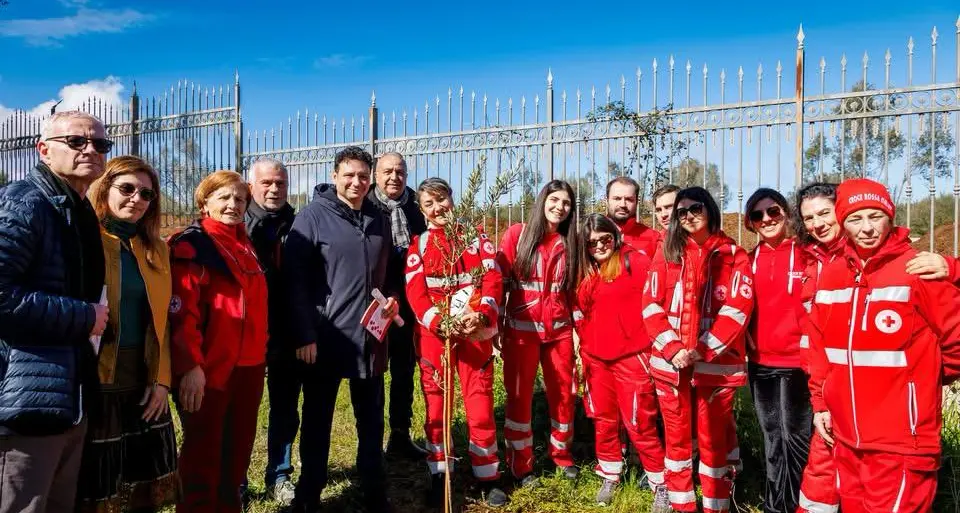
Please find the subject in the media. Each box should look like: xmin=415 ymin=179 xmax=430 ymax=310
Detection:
xmin=787 ymin=240 xmax=796 ymax=295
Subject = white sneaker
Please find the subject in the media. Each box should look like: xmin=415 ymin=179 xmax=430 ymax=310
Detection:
xmin=267 ymin=480 xmax=296 ymax=507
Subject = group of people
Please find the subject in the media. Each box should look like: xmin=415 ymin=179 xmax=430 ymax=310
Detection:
xmin=1 ymin=109 xmax=959 ymax=513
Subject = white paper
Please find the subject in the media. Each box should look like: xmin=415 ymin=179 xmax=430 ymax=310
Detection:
xmin=89 ymin=285 xmax=107 ymax=354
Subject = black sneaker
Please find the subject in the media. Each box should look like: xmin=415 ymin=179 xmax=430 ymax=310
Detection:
xmin=385 ymin=431 xmax=428 ymax=460
xmin=426 ymin=473 xmax=446 ymax=509
xmin=364 ymin=490 xmax=392 ymax=513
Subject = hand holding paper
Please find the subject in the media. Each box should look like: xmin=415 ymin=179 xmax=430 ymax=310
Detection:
xmin=89 ymin=285 xmax=108 ymax=354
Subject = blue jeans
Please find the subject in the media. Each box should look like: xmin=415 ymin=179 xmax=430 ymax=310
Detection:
xmin=264 ymin=347 xmax=303 ymax=487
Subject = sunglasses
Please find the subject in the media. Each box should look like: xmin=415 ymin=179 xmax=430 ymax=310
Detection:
xmin=112 ymin=183 xmax=157 ymax=202
xmin=45 ymin=135 xmax=114 ymax=154
xmin=749 ymin=205 xmax=784 ymax=223
xmin=588 ymin=234 xmax=614 ymax=248
xmin=675 ymin=202 xmax=705 ymax=220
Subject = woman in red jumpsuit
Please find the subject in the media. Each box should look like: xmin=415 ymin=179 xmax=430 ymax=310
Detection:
xmin=641 ymin=186 xmax=754 ymax=513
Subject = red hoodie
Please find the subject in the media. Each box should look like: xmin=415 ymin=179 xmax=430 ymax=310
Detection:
xmin=577 ymin=247 xmax=653 ymax=361
xmin=616 ymin=218 xmax=661 ymax=258
xmin=747 ymin=238 xmax=807 ymax=368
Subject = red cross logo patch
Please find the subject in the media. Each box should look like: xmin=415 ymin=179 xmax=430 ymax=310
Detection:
xmin=407 ymin=254 xmax=421 ymax=267
xmin=714 ymin=285 xmax=727 ymax=301
xmin=874 ymin=309 xmax=903 ymax=334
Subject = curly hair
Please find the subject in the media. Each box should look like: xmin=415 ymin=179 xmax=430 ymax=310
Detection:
xmin=335 ymin=146 xmax=374 ymax=172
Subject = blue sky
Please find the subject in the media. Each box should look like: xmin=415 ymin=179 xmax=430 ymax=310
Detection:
xmin=1 ymin=0 xmax=959 ymax=205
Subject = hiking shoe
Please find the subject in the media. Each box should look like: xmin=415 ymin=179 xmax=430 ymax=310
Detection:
xmin=518 ymin=474 xmax=540 ymax=489
xmin=651 ymin=484 xmax=672 ymax=513
xmin=385 ymin=431 xmax=428 ymax=460
xmin=481 ymin=482 xmax=508 ymax=507
xmin=427 ymin=473 xmax=445 ymax=509
xmin=596 ymin=479 xmax=617 ymax=506
xmin=561 ymin=465 xmax=580 ymax=480
xmin=266 ymin=480 xmax=296 ymax=507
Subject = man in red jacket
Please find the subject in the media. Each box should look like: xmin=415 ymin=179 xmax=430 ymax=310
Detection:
xmin=807 ymin=178 xmax=960 ymax=513
xmin=606 ymin=177 xmax=660 ymax=257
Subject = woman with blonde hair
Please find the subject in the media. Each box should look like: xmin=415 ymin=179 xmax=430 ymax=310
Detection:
xmin=168 ymin=170 xmax=268 ymax=513
xmin=76 ymin=155 xmax=180 ymax=512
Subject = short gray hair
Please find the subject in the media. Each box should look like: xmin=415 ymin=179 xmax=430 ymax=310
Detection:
xmin=375 ymin=152 xmax=406 ymax=170
xmin=249 ymin=157 xmax=288 ymax=181
xmin=40 ymin=111 xmax=105 ymax=140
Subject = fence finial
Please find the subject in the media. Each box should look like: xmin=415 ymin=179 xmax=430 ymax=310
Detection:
xmin=932 ymin=25 xmax=939 ymax=44
xmin=547 ymin=68 xmax=553 ymax=87
xmin=908 ymin=36 xmax=915 ymax=53
xmin=235 ymin=69 xmax=239 ymax=83
xmin=797 ymin=24 xmax=805 ymax=48
xmin=371 ymin=90 xmax=376 ymax=107
xmin=132 ymin=81 xmax=138 ymax=95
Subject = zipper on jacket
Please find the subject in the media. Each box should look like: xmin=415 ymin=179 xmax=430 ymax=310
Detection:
xmin=848 ymin=275 xmax=862 ymax=447
xmin=907 ymin=380 xmax=918 ymax=437
xmin=860 ymin=292 xmax=872 ymax=331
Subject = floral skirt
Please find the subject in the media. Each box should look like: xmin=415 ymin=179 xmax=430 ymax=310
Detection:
xmin=75 ymin=383 xmax=181 ymax=513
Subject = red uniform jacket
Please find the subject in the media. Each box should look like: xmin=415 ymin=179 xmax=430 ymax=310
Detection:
xmin=807 ymin=227 xmax=960 ymax=456
xmin=168 ymin=219 xmax=269 ymax=390
xmin=617 ymin=218 xmax=661 ymax=258
xmin=641 ymin=232 xmax=755 ymax=387
xmin=747 ymin=238 xmax=807 ymax=368
xmin=496 ymin=223 xmax=581 ymax=343
xmin=404 ymin=226 xmax=502 ymax=336
xmin=577 ymin=247 xmax=653 ymax=361
xmin=800 ymin=237 xmax=845 ymax=379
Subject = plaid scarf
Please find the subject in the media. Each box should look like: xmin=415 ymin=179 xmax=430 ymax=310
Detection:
xmin=374 ymin=186 xmax=411 ymax=249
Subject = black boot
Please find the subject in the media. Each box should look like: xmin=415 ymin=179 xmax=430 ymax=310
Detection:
xmin=385 ymin=430 xmax=428 ymax=460
xmin=426 ymin=473 xmax=446 ymax=509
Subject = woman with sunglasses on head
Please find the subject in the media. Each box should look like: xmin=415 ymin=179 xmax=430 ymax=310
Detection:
xmin=75 ymin=156 xmax=180 ymax=513
xmin=641 ymin=187 xmax=754 ymax=513
xmin=741 ymin=188 xmax=810 ymax=513
xmin=576 ymin=214 xmax=671 ymax=510
xmin=496 ymin=180 xmax=582 ymax=487
xmin=167 ymin=171 xmax=268 ymax=513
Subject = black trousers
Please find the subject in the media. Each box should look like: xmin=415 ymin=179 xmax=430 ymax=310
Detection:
xmin=296 ymin=370 xmax=386 ymax=507
xmin=748 ymin=362 xmax=812 ymax=513
xmin=387 ymin=314 xmax=417 ymax=433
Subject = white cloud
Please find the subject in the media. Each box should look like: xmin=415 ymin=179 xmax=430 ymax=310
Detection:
xmin=0 ymin=7 xmax=151 ymax=46
xmin=313 ymin=53 xmax=371 ymax=68
xmin=0 ymin=76 xmax=125 ymax=134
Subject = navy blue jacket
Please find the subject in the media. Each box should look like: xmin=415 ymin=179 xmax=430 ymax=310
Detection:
xmin=366 ymin=186 xmax=427 ymax=325
xmin=284 ymin=184 xmax=393 ymax=379
xmin=0 ymin=164 xmax=104 ymax=435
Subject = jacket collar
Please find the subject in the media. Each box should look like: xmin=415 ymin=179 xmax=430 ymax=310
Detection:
xmin=29 ymin=163 xmax=81 ymax=218
xmin=246 ymin=199 xmax=295 ymax=225
xmin=314 ymin=183 xmax=378 ymax=228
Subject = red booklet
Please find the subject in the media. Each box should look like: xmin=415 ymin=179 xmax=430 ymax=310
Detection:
xmin=361 ymin=299 xmax=393 ymax=342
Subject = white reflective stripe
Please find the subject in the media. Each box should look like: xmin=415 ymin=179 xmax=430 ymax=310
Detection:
xmin=815 ymin=288 xmax=854 ymax=304
xmin=694 ymin=362 xmax=746 ymax=376
xmin=480 ymin=296 xmax=498 ymax=310
xmin=425 ymin=442 xmax=445 ymax=454
xmin=798 ymin=491 xmax=839 ymax=513
xmin=427 ymin=460 xmax=449 ymax=474
xmin=668 ymin=490 xmax=697 ymax=504
xmin=803 ymin=300 xmax=813 ymax=314
xmin=645 ymin=470 xmax=664 ymax=485
xmin=472 ymin=462 xmax=500 ymax=479
xmin=668 ymin=316 xmax=680 ymax=329
xmin=422 ymin=307 xmax=440 ymax=328
xmin=550 ymin=420 xmax=570 ymax=433
xmin=700 ymin=332 xmax=726 ymax=352
xmin=717 ymin=305 xmax=747 ymax=326
xmin=892 ymin=470 xmax=907 ymax=512
xmin=643 ymin=302 xmax=665 ymax=319
xmin=481 ymin=258 xmax=496 ymax=270
xmin=519 ymin=281 xmax=562 ymax=292
xmin=702 ymin=497 xmax=731 ymax=511
xmin=799 ymin=335 xmax=810 ymax=348
xmin=649 ymin=355 xmax=676 ymax=373
xmin=596 ymin=459 xmax=623 ymax=476
xmin=426 ymin=273 xmax=474 ymax=288
xmin=824 ymin=348 xmax=908 ymax=368
xmin=868 ymin=286 xmax=911 ymax=303
xmin=653 ymin=330 xmax=680 ymax=350
xmin=405 ymin=268 xmax=422 ymax=283
xmin=504 ymin=419 xmax=531 ymax=432
xmin=698 ymin=461 xmax=728 ymax=478
xmin=549 ymin=434 xmax=567 ymax=451
xmin=508 ymin=319 xmax=545 ymax=333
xmin=664 ymin=458 xmax=693 ymax=472
xmin=507 ymin=436 xmax=533 ymax=449
xmin=469 ymin=441 xmax=498 ymax=457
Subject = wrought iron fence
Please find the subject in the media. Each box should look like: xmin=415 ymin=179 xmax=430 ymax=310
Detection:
xmin=1 ymin=18 xmax=959 ymax=251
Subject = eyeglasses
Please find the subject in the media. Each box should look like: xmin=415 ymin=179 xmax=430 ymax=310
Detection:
xmin=112 ymin=183 xmax=157 ymax=202
xmin=675 ymin=202 xmax=705 ymax=220
xmin=749 ymin=205 xmax=784 ymax=223
xmin=588 ymin=234 xmax=614 ymax=248
xmin=45 ymin=135 xmax=114 ymax=154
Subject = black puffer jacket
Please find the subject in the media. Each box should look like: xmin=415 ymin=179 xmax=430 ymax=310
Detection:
xmin=0 ymin=163 xmax=104 ymax=435
xmin=245 ymin=200 xmax=296 ymax=347
xmin=284 ymin=184 xmax=393 ymax=379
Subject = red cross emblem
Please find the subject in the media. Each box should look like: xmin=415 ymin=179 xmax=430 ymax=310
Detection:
xmin=874 ymin=309 xmax=902 ymax=334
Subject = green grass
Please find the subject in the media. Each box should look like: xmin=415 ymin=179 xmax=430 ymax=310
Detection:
xmin=169 ymin=366 xmax=960 ymax=512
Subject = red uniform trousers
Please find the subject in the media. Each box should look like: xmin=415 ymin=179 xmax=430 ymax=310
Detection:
xmin=834 ymin=443 xmax=938 ymax=513
xmin=418 ymin=332 xmax=500 ymax=481
xmin=691 ymin=391 xmax=741 ymax=469
xmin=177 ymin=364 xmax=265 ymax=513
xmin=655 ymin=377 xmax=737 ymax=513
xmin=797 ymin=433 xmax=839 ymax=513
xmin=582 ymin=352 xmax=665 ymax=485
xmin=502 ymin=337 xmax=575 ymax=478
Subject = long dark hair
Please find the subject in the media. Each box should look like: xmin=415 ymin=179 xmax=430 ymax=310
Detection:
xmin=664 ymin=186 xmax=722 ymax=263
xmin=579 ymin=213 xmax=622 ymax=282
xmin=515 ymin=180 xmax=580 ymax=291
xmin=744 ymin=187 xmax=792 ymax=234
xmin=793 ymin=182 xmax=837 ymax=246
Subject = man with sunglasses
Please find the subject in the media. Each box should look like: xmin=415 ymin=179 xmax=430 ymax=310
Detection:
xmin=606 ymin=177 xmax=661 ymax=257
xmin=0 ymin=111 xmax=112 ymax=513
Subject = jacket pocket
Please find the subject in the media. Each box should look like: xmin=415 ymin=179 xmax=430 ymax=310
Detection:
xmin=907 ymin=380 xmax=918 ymax=437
